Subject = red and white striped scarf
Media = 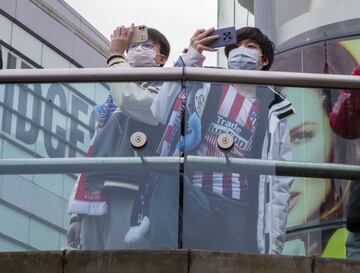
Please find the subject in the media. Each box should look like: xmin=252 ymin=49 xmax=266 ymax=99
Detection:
xmin=159 ymin=90 xmax=187 ymax=156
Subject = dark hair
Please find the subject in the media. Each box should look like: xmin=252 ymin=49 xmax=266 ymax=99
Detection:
xmin=224 ymin=27 xmax=275 ymax=71
xmin=148 ymin=28 xmax=170 ymax=63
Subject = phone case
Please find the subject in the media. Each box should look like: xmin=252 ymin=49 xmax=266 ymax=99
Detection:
xmin=128 ymin=25 xmax=148 ymax=44
xmin=207 ymin=26 xmax=237 ymax=48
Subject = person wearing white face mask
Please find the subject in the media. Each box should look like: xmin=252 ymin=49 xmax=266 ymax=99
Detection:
xmin=108 ymin=24 xmax=169 ymax=124
xmin=148 ymin=27 xmax=295 ymax=254
xmin=125 ymin=40 xmax=163 ymax=67
xmin=66 ymin=24 xmax=171 ymax=250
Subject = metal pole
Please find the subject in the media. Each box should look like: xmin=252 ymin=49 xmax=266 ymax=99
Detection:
xmin=0 ymin=157 xmax=360 ymax=180
xmin=186 ymin=156 xmax=360 ymax=180
xmin=0 ymin=157 xmax=181 ymax=174
xmin=186 ymin=67 xmax=360 ymax=89
xmin=0 ymin=67 xmax=183 ymax=83
xmin=0 ymin=67 xmax=360 ymax=90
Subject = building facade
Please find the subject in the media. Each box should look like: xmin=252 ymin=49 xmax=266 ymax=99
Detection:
xmin=0 ymin=0 xmax=110 ymax=251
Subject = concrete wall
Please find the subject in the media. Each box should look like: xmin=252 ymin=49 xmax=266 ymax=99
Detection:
xmin=1 ymin=250 xmax=360 ymax=273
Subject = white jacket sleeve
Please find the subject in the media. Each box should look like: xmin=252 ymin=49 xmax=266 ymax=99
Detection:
xmin=269 ymin=118 xmax=294 ymax=254
xmin=109 ymin=60 xmax=159 ymax=125
xmin=151 ymin=81 xmax=182 ymax=125
xmin=151 ymin=47 xmax=206 ymax=125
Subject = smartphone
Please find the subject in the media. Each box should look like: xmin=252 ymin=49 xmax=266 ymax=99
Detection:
xmin=127 ymin=25 xmax=148 ymax=44
xmin=207 ymin=26 xmax=237 ymax=48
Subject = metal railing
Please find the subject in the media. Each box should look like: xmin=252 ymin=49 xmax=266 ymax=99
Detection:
xmin=0 ymin=67 xmax=359 ymax=253
xmin=0 ymin=157 xmax=360 ymax=180
xmin=0 ymin=67 xmax=360 ymax=89
xmin=0 ymin=67 xmax=359 ymax=179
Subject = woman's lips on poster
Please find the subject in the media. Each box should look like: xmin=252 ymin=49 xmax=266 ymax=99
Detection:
xmin=289 ymin=192 xmax=301 ymax=212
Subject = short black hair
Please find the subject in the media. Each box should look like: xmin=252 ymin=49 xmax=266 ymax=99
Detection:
xmin=224 ymin=27 xmax=275 ymax=71
xmin=148 ymin=28 xmax=170 ymax=61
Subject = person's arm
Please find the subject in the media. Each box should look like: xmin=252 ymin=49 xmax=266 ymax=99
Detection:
xmin=106 ymin=25 xmax=160 ymax=125
xmin=151 ymin=28 xmax=218 ymax=124
xmin=329 ymin=67 xmax=360 ymax=139
xmin=109 ymin=63 xmax=160 ymax=125
xmin=67 ymin=214 xmax=81 ymax=248
xmin=151 ymin=49 xmax=206 ymax=125
xmin=269 ymin=119 xmax=294 ymax=254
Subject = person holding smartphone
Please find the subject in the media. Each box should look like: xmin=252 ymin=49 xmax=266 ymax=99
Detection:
xmin=67 ymin=24 xmax=170 ymax=250
xmin=148 ymin=27 xmax=294 ymax=253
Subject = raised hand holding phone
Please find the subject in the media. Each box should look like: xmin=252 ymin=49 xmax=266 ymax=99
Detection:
xmin=206 ymin=26 xmax=236 ymax=48
xmin=127 ymin=25 xmax=148 ymax=44
xmin=109 ymin=24 xmax=135 ymax=57
xmin=190 ymin=28 xmax=219 ymax=54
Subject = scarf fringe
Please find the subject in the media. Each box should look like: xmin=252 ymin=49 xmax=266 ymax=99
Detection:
xmin=68 ymin=199 xmax=107 ymax=215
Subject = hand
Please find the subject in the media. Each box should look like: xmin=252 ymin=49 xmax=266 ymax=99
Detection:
xmin=67 ymin=221 xmax=81 ymax=248
xmin=190 ymin=28 xmax=219 ymax=54
xmin=109 ymin=24 xmax=135 ymax=57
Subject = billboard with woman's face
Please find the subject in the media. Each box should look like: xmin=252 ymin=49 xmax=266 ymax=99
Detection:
xmin=272 ymin=37 xmax=360 ymax=258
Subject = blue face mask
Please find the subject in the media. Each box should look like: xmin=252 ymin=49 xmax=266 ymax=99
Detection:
xmin=227 ymin=47 xmax=262 ymax=70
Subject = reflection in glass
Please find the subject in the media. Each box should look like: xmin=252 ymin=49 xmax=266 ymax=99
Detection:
xmin=272 ymin=39 xmax=360 ymax=258
xmin=0 ymin=81 xmax=181 ymax=252
xmin=182 ymin=82 xmax=294 ymax=254
xmin=283 ymin=87 xmax=350 ymax=258
xmin=66 ymin=80 xmax=181 ymax=251
xmin=285 ymin=88 xmax=333 ymax=229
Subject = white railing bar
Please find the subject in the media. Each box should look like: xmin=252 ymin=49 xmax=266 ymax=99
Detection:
xmin=0 ymin=156 xmax=359 ymax=180
xmin=0 ymin=68 xmax=181 ymax=84
xmin=0 ymin=67 xmax=359 ymax=90
xmin=185 ymin=67 xmax=360 ymax=89
xmin=0 ymin=157 xmax=180 ymax=174
xmin=186 ymin=156 xmax=360 ymax=180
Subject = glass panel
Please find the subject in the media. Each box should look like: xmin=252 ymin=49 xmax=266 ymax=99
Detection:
xmin=0 ymin=84 xmax=96 ymax=158
xmin=69 ymin=83 xmax=97 ymax=102
xmin=183 ymin=80 xmax=354 ymax=257
xmin=0 ymin=81 xmax=181 ymax=252
xmin=0 ymin=238 xmax=28 ymax=252
xmin=286 ymin=226 xmax=349 ymax=258
xmin=28 ymin=219 xmax=61 ymax=250
xmin=182 ymin=82 xmax=280 ymax=253
xmin=278 ymin=85 xmax=350 ymax=259
xmin=271 ymin=40 xmax=359 ymax=259
xmin=0 ymin=204 xmax=30 ymax=244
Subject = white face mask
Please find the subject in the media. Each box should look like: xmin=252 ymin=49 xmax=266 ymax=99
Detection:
xmin=125 ymin=46 xmax=159 ymax=67
xmin=227 ymin=47 xmax=262 ymax=70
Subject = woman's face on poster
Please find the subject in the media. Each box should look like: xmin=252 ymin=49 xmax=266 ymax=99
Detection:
xmin=284 ymin=87 xmax=333 ymax=227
